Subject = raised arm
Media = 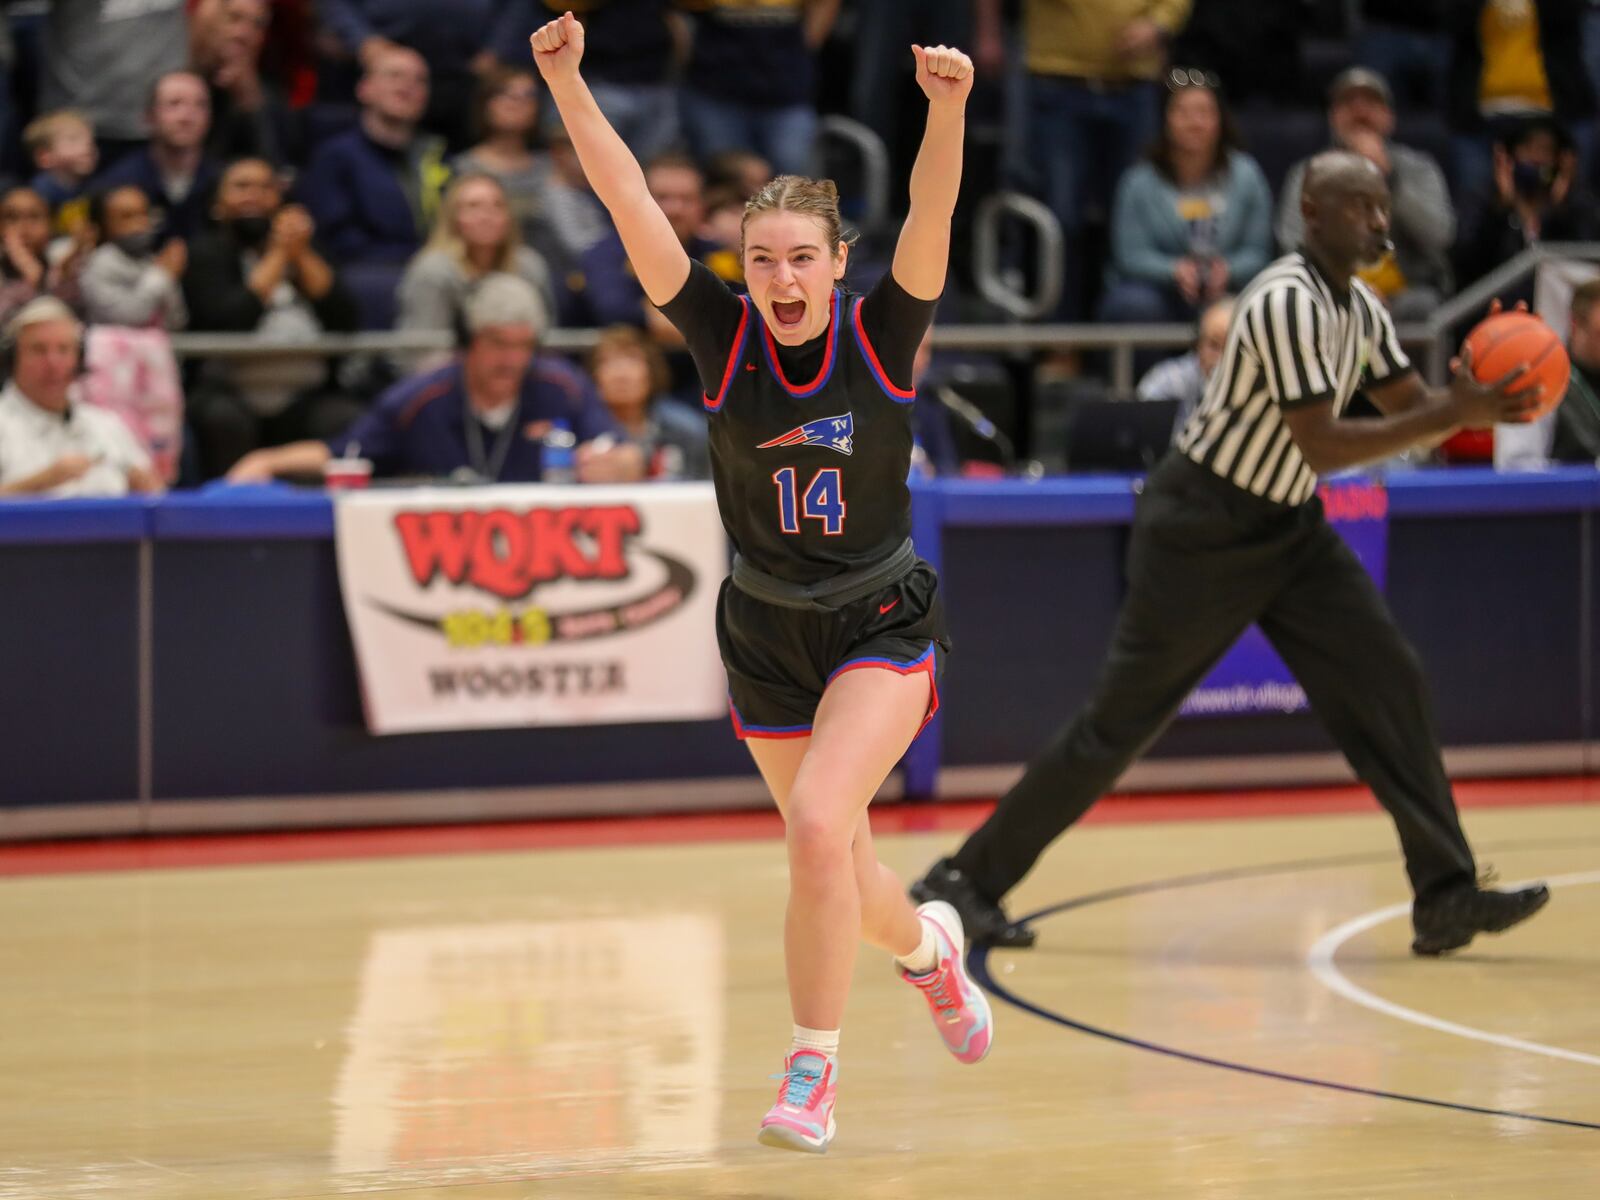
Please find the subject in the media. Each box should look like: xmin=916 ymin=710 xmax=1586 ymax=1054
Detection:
xmin=530 ymin=13 xmax=690 ymax=306
xmin=892 ymin=44 xmax=974 ymax=301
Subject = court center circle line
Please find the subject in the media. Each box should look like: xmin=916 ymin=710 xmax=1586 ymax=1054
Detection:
xmin=970 ymin=841 xmax=1600 ymax=1131
xmin=1306 ymin=870 xmax=1600 ymax=1069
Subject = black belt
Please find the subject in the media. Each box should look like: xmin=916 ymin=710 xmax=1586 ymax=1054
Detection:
xmin=731 ymin=539 xmax=917 ymax=612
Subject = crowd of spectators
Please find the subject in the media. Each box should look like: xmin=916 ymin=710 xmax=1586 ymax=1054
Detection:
xmin=1 ymin=0 xmax=1599 ymax=500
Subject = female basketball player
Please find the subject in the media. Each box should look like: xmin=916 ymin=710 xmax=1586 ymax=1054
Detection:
xmin=531 ymin=11 xmax=989 ymax=1155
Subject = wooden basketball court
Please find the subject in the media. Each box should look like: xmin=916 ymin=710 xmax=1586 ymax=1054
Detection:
xmin=1 ymin=780 xmax=1596 ymax=1198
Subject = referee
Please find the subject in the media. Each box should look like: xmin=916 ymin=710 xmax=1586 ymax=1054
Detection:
xmin=915 ymin=151 xmax=1550 ymax=957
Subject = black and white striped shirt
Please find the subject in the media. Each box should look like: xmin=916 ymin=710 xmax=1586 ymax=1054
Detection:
xmin=1176 ymin=252 xmax=1412 ymax=505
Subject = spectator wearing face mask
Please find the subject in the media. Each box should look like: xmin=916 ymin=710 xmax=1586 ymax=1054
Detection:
xmin=79 ymin=186 xmax=188 ymax=330
xmin=1456 ymin=115 xmax=1595 ymax=304
xmin=183 ymin=157 xmax=361 ymax=477
xmin=92 ymin=71 xmax=223 ymax=243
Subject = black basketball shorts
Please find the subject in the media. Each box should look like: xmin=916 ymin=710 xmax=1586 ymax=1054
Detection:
xmin=715 ymin=559 xmax=951 ymax=740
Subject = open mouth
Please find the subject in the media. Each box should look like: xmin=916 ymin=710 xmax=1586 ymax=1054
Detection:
xmin=771 ymin=299 xmax=806 ymax=330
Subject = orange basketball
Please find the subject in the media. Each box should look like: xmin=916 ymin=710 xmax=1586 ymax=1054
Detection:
xmin=1462 ymin=311 xmax=1570 ymax=420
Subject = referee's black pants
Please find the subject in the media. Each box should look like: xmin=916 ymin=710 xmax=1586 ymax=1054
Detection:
xmin=953 ymin=453 xmax=1477 ymax=904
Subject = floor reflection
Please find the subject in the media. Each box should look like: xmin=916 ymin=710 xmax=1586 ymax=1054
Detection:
xmin=333 ymin=914 xmax=723 ymax=1179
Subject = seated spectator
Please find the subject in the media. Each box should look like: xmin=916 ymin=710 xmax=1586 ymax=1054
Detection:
xmin=0 ymin=298 xmax=162 ymax=498
xmin=575 ymin=154 xmax=718 ymax=333
xmin=0 ymin=187 xmax=86 ymax=328
xmin=1456 ymin=116 xmax=1595 ymax=304
xmin=397 ymin=174 xmax=556 ymax=371
xmin=453 ymin=68 xmax=564 ymax=269
xmin=534 ymin=0 xmax=679 ymax=162
xmin=189 ymin=0 xmax=294 ymax=165
xmin=227 ymin=274 xmax=644 ymax=484
xmin=1277 ymin=68 xmax=1455 ymax=321
xmin=184 ymin=157 xmax=361 ymax=477
xmin=678 ymin=0 xmax=839 ymax=177
xmin=40 ymin=0 xmax=188 ymax=169
xmin=1496 ymin=278 xmax=1600 ymax=468
xmin=1136 ymin=294 xmax=1234 ymax=441
xmin=79 ymin=186 xmax=188 ymax=330
xmin=1101 ymin=74 xmax=1271 ymax=327
xmin=1448 ymin=0 xmax=1596 ymax=201
xmin=93 ymin=71 xmax=223 ymax=242
xmin=315 ymin=0 xmax=530 ymax=150
xmin=591 ymin=324 xmax=709 ymax=480
xmin=24 ymin=110 xmax=99 ymax=238
xmin=295 ymin=45 xmax=449 ymax=265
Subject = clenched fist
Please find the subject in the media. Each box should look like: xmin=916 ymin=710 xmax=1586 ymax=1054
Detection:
xmin=912 ymin=44 xmax=975 ymax=109
xmin=530 ymin=11 xmax=585 ymax=84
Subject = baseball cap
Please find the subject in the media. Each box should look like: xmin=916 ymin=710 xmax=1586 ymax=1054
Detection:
xmin=1329 ymin=67 xmax=1393 ymax=108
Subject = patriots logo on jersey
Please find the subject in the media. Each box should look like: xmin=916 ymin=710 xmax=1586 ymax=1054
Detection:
xmin=756 ymin=412 xmax=854 ymax=456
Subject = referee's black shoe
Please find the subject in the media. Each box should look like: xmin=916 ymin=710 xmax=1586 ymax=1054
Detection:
xmin=911 ymin=859 xmax=1037 ymax=949
xmin=1410 ymin=874 xmax=1550 ymax=957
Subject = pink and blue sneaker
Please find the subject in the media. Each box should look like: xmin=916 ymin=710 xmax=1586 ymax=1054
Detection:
xmin=757 ymin=1050 xmax=838 ymax=1153
xmin=900 ymin=899 xmax=994 ymax=1064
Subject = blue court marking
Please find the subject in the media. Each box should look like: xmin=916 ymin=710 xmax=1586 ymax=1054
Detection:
xmin=967 ymin=844 xmax=1600 ymax=1133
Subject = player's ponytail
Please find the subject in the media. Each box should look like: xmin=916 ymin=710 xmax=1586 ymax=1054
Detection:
xmin=741 ymin=175 xmax=857 ymax=258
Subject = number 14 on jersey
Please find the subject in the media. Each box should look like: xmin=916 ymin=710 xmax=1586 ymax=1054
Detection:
xmin=773 ymin=467 xmax=847 ymax=536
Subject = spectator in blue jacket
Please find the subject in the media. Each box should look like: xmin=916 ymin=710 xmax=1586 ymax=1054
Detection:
xmin=1100 ymin=72 xmax=1272 ymax=328
xmin=316 ymin=0 xmax=531 ymax=150
xmin=227 ymin=274 xmax=644 ymax=484
xmin=93 ymin=71 xmax=223 ymax=243
xmin=294 ymin=46 xmax=450 ymax=265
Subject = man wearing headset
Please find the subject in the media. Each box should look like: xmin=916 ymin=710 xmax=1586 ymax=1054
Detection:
xmin=0 ymin=297 xmax=163 ymax=498
xmin=227 ymin=273 xmax=642 ymax=484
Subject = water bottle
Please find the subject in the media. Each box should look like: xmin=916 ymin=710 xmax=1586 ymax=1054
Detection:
xmin=542 ymin=419 xmax=577 ymax=484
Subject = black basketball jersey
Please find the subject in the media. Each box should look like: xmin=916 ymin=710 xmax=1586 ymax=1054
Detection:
xmin=660 ymin=262 xmax=936 ymax=586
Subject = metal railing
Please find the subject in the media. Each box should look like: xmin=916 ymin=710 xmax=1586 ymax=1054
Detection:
xmin=165 ymin=244 xmax=1600 ymax=397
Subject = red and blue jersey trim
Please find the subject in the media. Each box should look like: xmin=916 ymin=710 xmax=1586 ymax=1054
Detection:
xmin=825 ymin=641 xmax=941 ymax=738
xmin=759 ymin=290 xmax=841 ymax=398
xmin=850 ymin=296 xmax=917 ymax=404
xmin=703 ymin=295 xmax=751 ymax=413
xmin=729 ymin=700 xmax=812 ymax=741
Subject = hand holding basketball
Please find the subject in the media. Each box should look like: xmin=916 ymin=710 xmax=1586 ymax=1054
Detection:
xmin=913 ymin=44 xmax=975 ymax=108
xmin=1454 ymin=307 xmax=1571 ymax=425
xmin=530 ymin=11 xmax=584 ymax=82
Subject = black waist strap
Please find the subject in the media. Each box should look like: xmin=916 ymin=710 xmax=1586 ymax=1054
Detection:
xmin=731 ymin=538 xmax=917 ymax=612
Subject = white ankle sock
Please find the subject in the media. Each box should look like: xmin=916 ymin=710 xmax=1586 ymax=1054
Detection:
xmin=791 ymin=1024 xmax=840 ymax=1059
xmin=894 ymin=919 xmax=939 ymax=976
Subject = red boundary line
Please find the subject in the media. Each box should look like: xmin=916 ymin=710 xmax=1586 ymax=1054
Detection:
xmin=1 ymin=777 xmax=1594 ymax=878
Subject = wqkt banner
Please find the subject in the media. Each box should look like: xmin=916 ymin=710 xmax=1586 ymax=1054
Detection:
xmin=334 ymin=484 xmax=729 ymax=734
xmin=1179 ymin=477 xmax=1390 ymax=719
